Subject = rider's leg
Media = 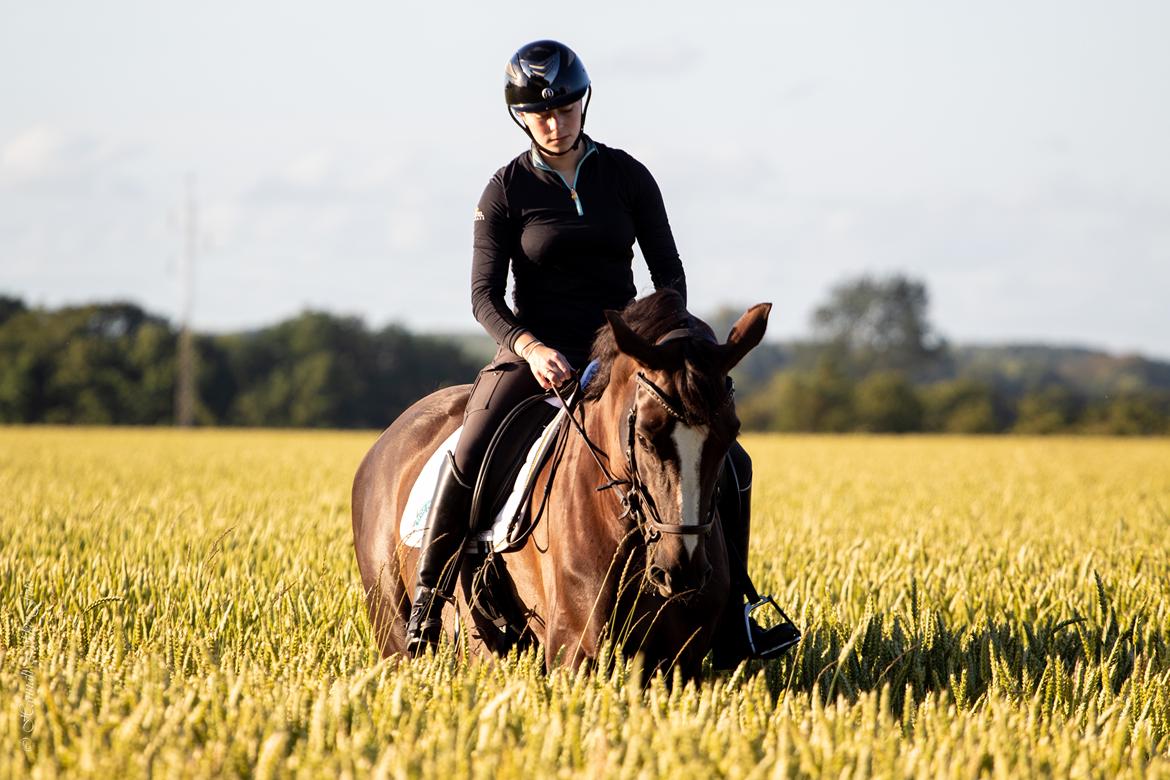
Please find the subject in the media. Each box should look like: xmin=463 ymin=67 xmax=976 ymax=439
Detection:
xmin=406 ymin=451 xmax=473 ymax=656
xmin=712 ymin=442 xmax=801 ymax=668
xmin=722 ymin=441 xmax=753 ymax=574
xmin=711 ymin=441 xmax=754 ymax=669
xmin=406 ymin=352 xmax=542 ymax=655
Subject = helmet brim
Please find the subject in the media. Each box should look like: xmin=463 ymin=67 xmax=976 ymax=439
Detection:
xmin=506 ymin=86 xmax=589 ymax=114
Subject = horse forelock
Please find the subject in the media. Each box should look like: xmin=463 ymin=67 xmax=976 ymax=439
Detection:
xmin=582 ymin=290 xmax=727 ymax=425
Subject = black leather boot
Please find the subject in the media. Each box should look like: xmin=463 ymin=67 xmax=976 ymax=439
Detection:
xmin=711 ymin=450 xmax=801 ymax=669
xmin=406 ymin=452 xmax=473 ymax=657
xmin=711 ymin=454 xmax=754 ymax=670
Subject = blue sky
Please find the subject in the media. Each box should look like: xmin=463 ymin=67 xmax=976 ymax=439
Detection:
xmin=2 ymin=1 xmax=1168 ymax=357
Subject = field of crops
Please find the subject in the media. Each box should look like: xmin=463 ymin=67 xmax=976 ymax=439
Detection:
xmin=2 ymin=427 xmax=1169 ymax=777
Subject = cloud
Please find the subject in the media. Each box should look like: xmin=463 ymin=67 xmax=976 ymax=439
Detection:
xmin=242 ymin=147 xmax=416 ymax=204
xmin=1 ymin=126 xmax=70 ymax=175
xmin=0 ymin=126 xmax=146 ymax=198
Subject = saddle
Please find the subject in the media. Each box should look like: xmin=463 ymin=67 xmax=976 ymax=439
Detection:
xmin=468 ymin=392 xmax=562 ymax=546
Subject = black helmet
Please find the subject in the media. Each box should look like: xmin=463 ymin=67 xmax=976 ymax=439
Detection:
xmin=504 ymin=40 xmax=590 ymax=113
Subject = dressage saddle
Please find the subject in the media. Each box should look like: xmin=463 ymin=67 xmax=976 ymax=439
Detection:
xmin=467 ymin=392 xmax=561 ymax=543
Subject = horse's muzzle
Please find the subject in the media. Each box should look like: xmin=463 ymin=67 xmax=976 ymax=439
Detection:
xmin=646 ymin=561 xmax=713 ymax=598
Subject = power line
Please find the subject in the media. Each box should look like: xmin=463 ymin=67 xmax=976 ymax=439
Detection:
xmin=175 ymin=173 xmax=197 ymax=427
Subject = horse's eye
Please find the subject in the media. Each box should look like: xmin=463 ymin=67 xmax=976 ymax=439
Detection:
xmin=636 ymin=433 xmax=651 ymax=450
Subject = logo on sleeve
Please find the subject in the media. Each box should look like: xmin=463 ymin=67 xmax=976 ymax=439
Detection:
xmin=474 ymin=208 xmax=485 ymax=222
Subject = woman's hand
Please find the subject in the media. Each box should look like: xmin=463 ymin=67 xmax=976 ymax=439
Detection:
xmin=523 ymin=344 xmax=574 ymax=390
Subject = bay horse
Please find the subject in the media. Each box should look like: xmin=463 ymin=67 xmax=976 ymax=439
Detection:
xmin=351 ymin=290 xmax=771 ymax=678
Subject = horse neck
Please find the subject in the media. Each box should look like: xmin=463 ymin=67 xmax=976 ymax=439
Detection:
xmin=557 ymin=386 xmax=629 ymax=533
xmin=579 ymin=381 xmax=628 ymax=477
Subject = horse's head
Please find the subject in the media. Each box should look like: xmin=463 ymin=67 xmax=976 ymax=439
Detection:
xmin=596 ymin=295 xmax=771 ymax=600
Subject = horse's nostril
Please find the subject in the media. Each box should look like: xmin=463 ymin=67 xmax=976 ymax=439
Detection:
xmin=648 ymin=565 xmax=669 ymax=588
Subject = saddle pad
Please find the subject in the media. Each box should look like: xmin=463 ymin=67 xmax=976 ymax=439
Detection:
xmin=400 ymin=397 xmax=566 ymax=552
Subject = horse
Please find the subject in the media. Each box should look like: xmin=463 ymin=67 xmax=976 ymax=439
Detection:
xmin=351 ymin=290 xmax=771 ymax=678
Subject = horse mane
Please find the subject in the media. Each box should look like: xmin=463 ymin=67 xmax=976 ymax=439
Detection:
xmin=582 ymin=289 xmax=727 ymax=423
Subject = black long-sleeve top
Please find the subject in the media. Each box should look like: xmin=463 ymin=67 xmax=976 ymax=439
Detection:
xmin=471 ymin=137 xmax=686 ymax=366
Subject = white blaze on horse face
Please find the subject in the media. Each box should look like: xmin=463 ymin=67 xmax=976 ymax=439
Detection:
xmin=671 ymin=423 xmax=709 ymax=558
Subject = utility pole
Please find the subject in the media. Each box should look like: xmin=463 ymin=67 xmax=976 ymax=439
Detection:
xmin=175 ymin=173 xmax=197 ymax=427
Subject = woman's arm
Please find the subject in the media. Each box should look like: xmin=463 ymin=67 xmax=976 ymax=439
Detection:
xmin=628 ymin=156 xmax=687 ymax=304
xmin=470 ymin=173 xmax=572 ymax=388
xmin=471 ymin=175 xmax=527 ymax=351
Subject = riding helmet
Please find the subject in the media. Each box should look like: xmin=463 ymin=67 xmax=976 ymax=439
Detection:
xmin=504 ymin=40 xmax=590 ymax=113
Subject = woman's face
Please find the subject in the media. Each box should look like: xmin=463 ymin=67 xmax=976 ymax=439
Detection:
xmin=518 ymin=100 xmax=583 ymax=153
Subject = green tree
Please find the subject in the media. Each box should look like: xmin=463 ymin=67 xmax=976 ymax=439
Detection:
xmin=0 ymin=295 xmax=26 ymax=327
xmin=0 ymin=302 xmax=175 ymax=424
xmin=215 ymin=311 xmax=479 ymax=428
xmin=812 ymin=274 xmax=947 ymax=378
xmin=739 ymin=359 xmax=854 ymax=432
xmin=1013 ymin=387 xmax=1082 ymax=434
xmin=920 ymin=379 xmax=999 ymax=433
xmin=853 ymin=372 xmax=923 ymax=432
xmin=1082 ymin=392 xmax=1169 ymax=435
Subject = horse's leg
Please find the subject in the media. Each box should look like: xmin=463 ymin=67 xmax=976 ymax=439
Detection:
xmin=353 ymin=469 xmax=415 ymax=658
xmin=352 ymin=385 xmax=469 ymax=659
xmin=353 ymin=469 xmax=412 ymax=658
xmin=537 ymin=467 xmax=629 ymax=673
xmin=364 ymin=554 xmax=410 ymax=657
xmin=542 ymin=562 xmax=595 ymax=671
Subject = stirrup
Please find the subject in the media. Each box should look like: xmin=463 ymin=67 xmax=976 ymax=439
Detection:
xmin=744 ymin=596 xmax=801 ymax=660
xmin=406 ymin=587 xmax=449 ymax=656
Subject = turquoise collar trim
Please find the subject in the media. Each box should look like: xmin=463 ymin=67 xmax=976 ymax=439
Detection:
xmin=529 ymin=137 xmax=597 ymax=170
xmin=529 ymin=137 xmax=597 ymax=216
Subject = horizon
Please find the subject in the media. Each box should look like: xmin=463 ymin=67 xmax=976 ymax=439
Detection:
xmin=4 ymin=285 xmax=1167 ymax=363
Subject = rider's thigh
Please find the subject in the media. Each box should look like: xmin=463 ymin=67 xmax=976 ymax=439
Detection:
xmin=455 ymin=348 xmax=542 ymax=478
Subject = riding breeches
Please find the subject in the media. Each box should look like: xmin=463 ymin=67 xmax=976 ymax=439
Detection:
xmin=453 ymin=346 xmax=543 ymax=481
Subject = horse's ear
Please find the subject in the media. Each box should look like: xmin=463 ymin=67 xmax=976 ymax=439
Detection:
xmin=605 ymin=309 xmax=666 ymax=369
xmin=719 ymin=302 xmax=772 ymax=371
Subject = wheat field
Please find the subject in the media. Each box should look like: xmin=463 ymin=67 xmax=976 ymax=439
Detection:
xmin=2 ymin=427 xmax=1169 ymax=778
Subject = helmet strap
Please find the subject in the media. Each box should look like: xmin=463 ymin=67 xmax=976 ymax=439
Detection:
xmin=508 ymin=86 xmax=592 ymax=158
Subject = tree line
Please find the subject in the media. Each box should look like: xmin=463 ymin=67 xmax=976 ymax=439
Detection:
xmin=737 ymin=364 xmax=1170 ymax=434
xmin=2 ymin=278 xmax=1167 ymax=434
xmin=0 ymin=295 xmax=477 ymax=427
xmin=730 ymin=276 xmax=1170 ymax=435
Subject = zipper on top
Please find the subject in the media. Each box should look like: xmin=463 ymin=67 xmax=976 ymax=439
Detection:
xmin=532 ymin=141 xmax=596 ymax=217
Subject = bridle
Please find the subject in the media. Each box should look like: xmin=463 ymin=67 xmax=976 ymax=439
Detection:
xmin=552 ymin=328 xmax=735 ymax=549
xmin=621 ymin=371 xmax=735 ymax=545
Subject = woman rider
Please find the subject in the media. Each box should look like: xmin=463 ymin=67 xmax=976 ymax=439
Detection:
xmin=406 ymin=40 xmax=759 ymax=661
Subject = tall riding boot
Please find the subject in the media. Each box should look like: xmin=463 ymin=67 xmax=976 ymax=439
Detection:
xmin=711 ymin=449 xmax=800 ymax=669
xmin=406 ymin=452 xmax=473 ymax=657
xmin=711 ymin=453 xmax=754 ymax=670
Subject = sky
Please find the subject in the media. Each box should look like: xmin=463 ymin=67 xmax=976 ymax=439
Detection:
xmin=2 ymin=0 xmax=1168 ymax=358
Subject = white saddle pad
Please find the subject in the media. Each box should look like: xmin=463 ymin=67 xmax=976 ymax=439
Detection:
xmin=400 ymin=397 xmax=566 ymax=552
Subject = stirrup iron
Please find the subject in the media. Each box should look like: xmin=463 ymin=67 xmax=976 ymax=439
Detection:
xmin=744 ymin=596 xmax=801 ymax=659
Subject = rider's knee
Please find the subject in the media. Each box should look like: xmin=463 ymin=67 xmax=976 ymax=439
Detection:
xmin=728 ymin=441 xmax=752 ymax=487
